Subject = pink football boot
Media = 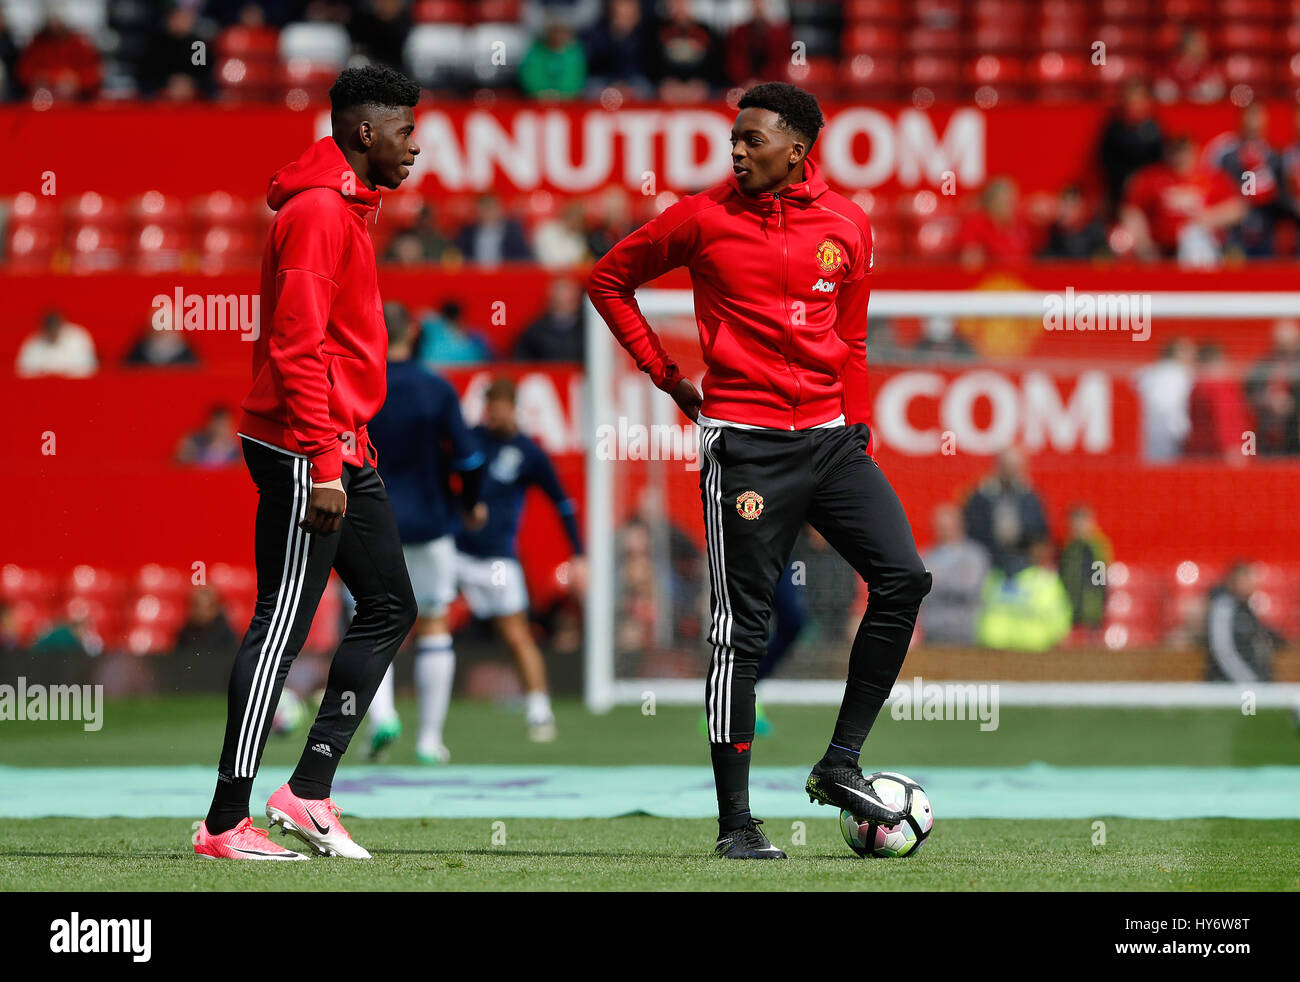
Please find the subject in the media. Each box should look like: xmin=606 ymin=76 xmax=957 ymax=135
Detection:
xmin=265 ymin=784 xmax=371 ymax=859
xmin=193 ymin=817 xmax=309 ymax=861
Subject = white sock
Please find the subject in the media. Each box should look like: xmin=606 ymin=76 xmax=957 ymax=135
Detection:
xmin=369 ymin=664 xmax=398 ymax=732
xmin=525 ymin=689 xmax=553 ymax=726
xmin=415 ymin=633 xmax=455 ymax=750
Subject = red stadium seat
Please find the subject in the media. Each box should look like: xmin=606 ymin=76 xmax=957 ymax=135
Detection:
xmin=868 ymin=212 xmax=904 ymax=262
xmin=974 ymin=0 xmax=1030 ymax=23
xmin=66 ymin=565 xmax=124 ymax=601
xmin=413 ymin=0 xmax=470 ymax=22
xmin=1283 ymin=51 xmax=1300 ymax=91
xmin=1 ymin=565 xmax=56 ymax=602
xmin=1215 ymin=24 xmax=1283 ymax=53
xmin=844 ymin=23 xmax=902 ymax=56
xmin=208 ymin=563 xmax=256 ymax=597
xmin=190 ymin=191 xmax=251 ymax=228
xmin=69 ymin=224 xmax=127 ymax=272
xmin=1173 ymin=560 xmax=1223 ymax=591
xmin=129 ymin=593 xmax=186 ymax=632
xmin=473 ymin=0 xmax=522 ymax=21
xmin=216 ymin=25 xmax=279 ymax=60
xmin=382 ymin=192 xmax=427 ymax=232
xmin=125 ymin=624 xmax=174 ymax=656
xmin=1097 ymin=53 xmax=1151 ymax=88
xmin=850 ymin=189 xmax=887 ymax=219
xmin=7 ymin=222 xmax=58 ymax=272
xmin=217 ymin=56 xmax=278 ymax=103
xmin=65 ymin=191 xmax=125 ymax=232
xmin=1040 ymin=0 xmax=1091 ymax=23
xmin=907 ymin=27 xmax=964 ymax=55
xmin=972 ymin=23 xmax=1025 ymax=53
xmin=1100 ymin=620 xmax=1163 ymax=649
xmin=1097 ymin=23 xmax=1149 ymax=53
xmin=1037 ymin=20 xmax=1089 ymax=51
xmin=128 ymin=190 xmax=186 ymax=229
xmin=11 ymin=190 xmax=61 ymax=229
xmin=277 ymin=61 xmax=338 ymax=104
xmin=1099 ymin=0 xmax=1154 ymax=20
xmin=134 ymin=223 xmax=190 ymax=272
xmin=840 ymin=54 xmax=901 ymax=99
xmin=134 ymin=564 xmax=188 ymax=598
xmin=1158 ymin=0 xmax=1213 ymax=20
xmin=1027 ymin=51 xmax=1091 ymax=100
xmin=1222 ymin=51 xmax=1274 ymax=90
xmin=900 ymin=190 xmax=961 ymax=260
xmin=966 ymin=53 xmax=1026 ymax=87
xmin=903 ymin=54 xmax=963 ymax=101
xmin=844 ymin=0 xmax=906 ymax=21
xmin=786 ymin=57 xmax=840 ymax=98
xmin=197 ymin=229 xmax=259 ymax=270
xmin=1219 ymin=0 xmax=1285 ymax=19
xmin=1105 ymin=585 xmax=1162 ymax=624
xmin=914 ymin=0 xmax=964 ymax=25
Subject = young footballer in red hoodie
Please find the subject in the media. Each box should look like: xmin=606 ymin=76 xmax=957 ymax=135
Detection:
xmin=194 ymin=66 xmax=421 ymax=861
xmin=588 ymin=83 xmax=932 ymax=859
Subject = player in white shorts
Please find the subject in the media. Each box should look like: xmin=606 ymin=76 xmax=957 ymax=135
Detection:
xmin=363 ymin=306 xmax=485 ymax=764
xmin=455 ymin=378 xmax=585 ymax=743
xmin=454 ymin=553 xmax=530 ymax=620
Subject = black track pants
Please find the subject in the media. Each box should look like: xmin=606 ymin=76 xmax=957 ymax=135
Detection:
xmin=698 ymin=422 xmax=931 ymax=746
xmin=215 ymin=437 xmax=417 ymax=784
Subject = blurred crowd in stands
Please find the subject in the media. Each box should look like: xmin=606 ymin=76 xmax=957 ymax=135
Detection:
xmin=614 ymin=442 xmax=1289 ymax=681
xmin=1134 ymin=319 xmax=1300 ymax=460
xmin=17 ymin=298 xmax=1300 ymax=464
xmin=7 ymin=3 xmax=1300 ymax=268
xmin=5 ymin=0 xmax=1300 ymax=106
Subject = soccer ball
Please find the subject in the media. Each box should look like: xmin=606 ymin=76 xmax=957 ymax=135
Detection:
xmin=839 ymin=771 xmax=933 ymax=858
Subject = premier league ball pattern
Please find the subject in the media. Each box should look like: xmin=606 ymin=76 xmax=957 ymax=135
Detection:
xmin=840 ymin=771 xmax=933 ymax=858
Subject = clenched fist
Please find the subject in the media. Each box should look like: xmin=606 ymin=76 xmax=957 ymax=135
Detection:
xmin=300 ymin=478 xmax=346 ymax=536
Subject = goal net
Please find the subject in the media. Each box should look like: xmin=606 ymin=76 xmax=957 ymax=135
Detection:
xmin=583 ymin=288 xmax=1300 ymax=712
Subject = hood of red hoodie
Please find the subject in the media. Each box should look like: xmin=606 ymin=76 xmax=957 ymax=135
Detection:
xmin=266 ymin=136 xmax=381 ymax=218
xmin=727 ymin=156 xmax=829 ymax=208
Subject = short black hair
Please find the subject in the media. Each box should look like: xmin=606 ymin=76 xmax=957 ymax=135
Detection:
xmin=329 ymin=65 xmax=420 ymax=117
xmin=383 ymin=300 xmax=411 ymax=346
xmin=485 ymin=377 xmax=517 ymax=403
xmin=737 ymin=82 xmax=824 ymax=149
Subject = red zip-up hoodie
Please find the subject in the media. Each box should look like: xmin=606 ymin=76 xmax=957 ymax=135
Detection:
xmin=587 ymin=157 xmax=874 ymax=437
xmin=239 ymin=136 xmax=387 ymax=482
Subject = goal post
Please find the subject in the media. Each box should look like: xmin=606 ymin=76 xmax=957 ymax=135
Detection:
xmin=583 ymin=289 xmax=1300 ymax=712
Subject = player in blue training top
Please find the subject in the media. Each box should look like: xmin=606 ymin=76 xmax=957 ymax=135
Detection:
xmin=364 ymin=303 xmax=485 ymax=764
xmin=455 ymin=377 xmax=584 ymax=742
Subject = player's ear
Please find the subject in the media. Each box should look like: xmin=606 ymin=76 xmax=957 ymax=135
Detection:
xmin=358 ymin=119 xmax=374 ymax=148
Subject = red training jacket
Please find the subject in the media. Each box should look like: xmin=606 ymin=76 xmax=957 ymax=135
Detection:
xmin=587 ymin=157 xmax=874 ymax=437
xmin=239 ymin=136 xmax=387 ymax=482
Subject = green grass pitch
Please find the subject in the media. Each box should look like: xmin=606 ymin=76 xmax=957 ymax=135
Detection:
xmin=2 ymin=697 xmax=1298 ymax=891
xmin=3 ymin=817 xmax=1298 ymax=892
